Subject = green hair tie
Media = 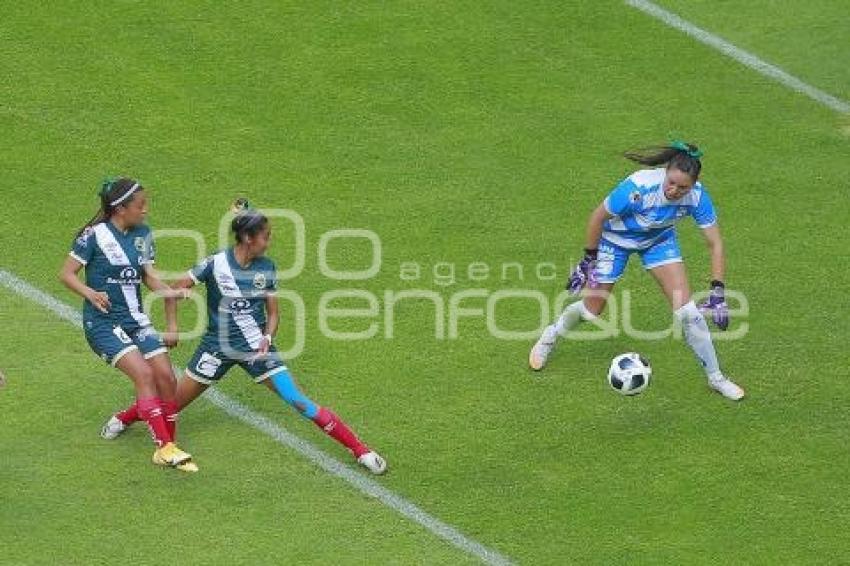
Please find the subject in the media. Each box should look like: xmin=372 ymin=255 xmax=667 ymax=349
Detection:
xmin=100 ymin=177 xmax=115 ymax=195
xmin=670 ymin=140 xmax=704 ymax=159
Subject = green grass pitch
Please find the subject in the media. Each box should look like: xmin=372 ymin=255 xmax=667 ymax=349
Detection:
xmin=1 ymin=1 xmax=848 ymax=564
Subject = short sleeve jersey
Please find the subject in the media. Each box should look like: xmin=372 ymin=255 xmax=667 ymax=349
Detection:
xmin=602 ymin=168 xmax=717 ymax=250
xmin=70 ymin=221 xmax=156 ymax=328
xmin=188 ymin=248 xmax=277 ymax=352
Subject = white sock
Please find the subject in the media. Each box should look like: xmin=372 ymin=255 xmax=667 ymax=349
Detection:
xmin=675 ymin=301 xmax=722 ymax=380
xmin=552 ymin=301 xmax=595 ymax=337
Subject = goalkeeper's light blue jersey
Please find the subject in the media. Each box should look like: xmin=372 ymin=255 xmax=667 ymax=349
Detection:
xmin=69 ymin=221 xmax=155 ymax=329
xmin=188 ymin=248 xmax=277 ymax=353
xmin=602 ymin=168 xmax=717 ymax=250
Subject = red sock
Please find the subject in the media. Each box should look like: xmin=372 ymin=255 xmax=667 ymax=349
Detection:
xmin=137 ymin=397 xmax=172 ymax=447
xmin=313 ymin=407 xmax=369 ymax=458
xmin=115 ymin=402 xmax=140 ymax=425
xmin=161 ymin=399 xmax=179 ymax=440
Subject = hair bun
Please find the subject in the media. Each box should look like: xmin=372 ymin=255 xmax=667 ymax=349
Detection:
xmin=230 ymin=197 xmax=251 ymax=214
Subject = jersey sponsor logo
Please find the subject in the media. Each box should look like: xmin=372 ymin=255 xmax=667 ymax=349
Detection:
xmin=253 ymin=273 xmax=266 ymax=289
xmin=120 ymin=267 xmax=138 ymax=279
xmin=216 ymin=272 xmax=239 ymax=293
xmin=94 ymin=224 xmax=133 ymax=266
xmin=196 ymin=352 xmax=222 ymax=378
xmin=107 ymin=267 xmax=142 ymax=285
xmin=102 ymin=241 xmax=127 ymax=264
xmin=226 ymin=297 xmax=254 ymax=316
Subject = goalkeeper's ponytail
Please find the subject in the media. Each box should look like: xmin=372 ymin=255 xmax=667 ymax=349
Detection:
xmin=624 ymin=140 xmax=703 ymax=180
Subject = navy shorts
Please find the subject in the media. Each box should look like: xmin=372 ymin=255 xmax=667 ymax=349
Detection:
xmin=85 ymin=321 xmax=166 ymax=366
xmin=184 ymin=342 xmax=288 ymax=385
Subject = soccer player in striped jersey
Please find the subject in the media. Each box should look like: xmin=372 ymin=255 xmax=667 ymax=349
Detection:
xmin=60 ymin=178 xmax=198 ymax=471
xmin=529 ymin=141 xmax=745 ymax=400
xmin=104 ymin=201 xmax=387 ymax=474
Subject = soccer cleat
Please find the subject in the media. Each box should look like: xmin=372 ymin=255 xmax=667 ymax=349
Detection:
xmin=100 ymin=415 xmax=127 ymax=440
xmin=174 ymin=460 xmax=200 ymax=473
xmin=529 ymin=325 xmax=558 ymax=371
xmin=357 ymin=451 xmax=387 ymax=475
xmin=709 ymin=376 xmax=745 ymax=401
xmin=152 ymin=442 xmax=199 ymax=473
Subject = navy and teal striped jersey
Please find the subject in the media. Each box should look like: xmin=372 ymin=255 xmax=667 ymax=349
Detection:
xmin=69 ymin=221 xmax=155 ymax=328
xmin=602 ymin=168 xmax=717 ymax=250
xmin=188 ymin=248 xmax=277 ymax=352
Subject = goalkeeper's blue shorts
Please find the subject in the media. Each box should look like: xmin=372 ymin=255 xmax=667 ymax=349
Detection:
xmin=592 ymin=231 xmax=683 ymax=284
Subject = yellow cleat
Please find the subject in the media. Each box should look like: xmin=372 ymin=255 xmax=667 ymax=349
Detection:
xmin=175 ymin=460 xmax=199 ymax=473
xmin=152 ymin=442 xmax=198 ymax=473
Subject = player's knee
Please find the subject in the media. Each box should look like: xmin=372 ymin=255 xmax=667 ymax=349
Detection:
xmin=674 ymin=300 xmax=700 ymax=321
xmin=581 ymin=299 xmax=603 ymax=319
xmin=153 ymin=364 xmax=175 ymax=384
xmin=133 ymin=363 xmax=155 ymax=385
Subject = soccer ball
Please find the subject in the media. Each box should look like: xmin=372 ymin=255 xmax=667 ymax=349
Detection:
xmin=607 ymin=352 xmax=652 ymax=396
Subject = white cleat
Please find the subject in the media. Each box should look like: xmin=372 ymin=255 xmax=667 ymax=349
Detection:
xmin=101 ymin=415 xmax=127 ymax=440
xmin=709 ymin=376 xmax=745 ymax=401
xmin=529 ymin=325 xmax=558 ymax=371
xmin=358 ymin=451 xmax=387 ymax=475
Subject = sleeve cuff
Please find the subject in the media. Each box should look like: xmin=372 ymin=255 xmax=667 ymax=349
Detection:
xmin=187 ymin=270 xmax=199 ymax=284
xmin=68 ymin=251 xmax=88 ymax=265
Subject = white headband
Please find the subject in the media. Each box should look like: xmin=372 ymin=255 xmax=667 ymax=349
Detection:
xmin=109 ymin=182 xmax=140 ymax=206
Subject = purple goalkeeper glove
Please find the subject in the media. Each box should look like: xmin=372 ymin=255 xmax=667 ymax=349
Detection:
xmin=699 ymin=280 xmax=729 ymax=330
xmin=567 ymin=248 xmax=598 ymax=295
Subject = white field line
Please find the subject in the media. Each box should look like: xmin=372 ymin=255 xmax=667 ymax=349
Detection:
xmin=0 ymin=268 xmax=514 ymax=566
xmin=625 ymin=0 xmax=850 ymax=114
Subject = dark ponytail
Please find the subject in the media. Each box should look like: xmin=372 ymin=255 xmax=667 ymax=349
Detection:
xmin=624 ymin=141 xmax=703 ymax=180
xmin=75 ymin=177 xmax=143 ymax=238
xmin=230 ymin=198 xmax=268 ymax=243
